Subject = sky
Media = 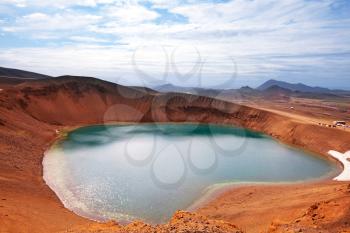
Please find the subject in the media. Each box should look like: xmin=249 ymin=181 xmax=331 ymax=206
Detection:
xmin=0 ymin=0 xmax=350 ymax=89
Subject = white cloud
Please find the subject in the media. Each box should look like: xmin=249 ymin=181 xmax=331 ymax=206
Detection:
xmin=148 ymin=0 xmax=182 ymax=9
xmin=104 ymin=3 xmax=160 ymax=24
xmin=1 ymin=0 xmax=119 ymax=8
xmin=0 ymin=0 xmax=26 ymax=7
xmin=0 ymin=0 xmax=349 ymax=88
xmin=2 ymin=11 xmax=102 ymax=39
xmin=69 ymin=36 xmax=110 ymax=43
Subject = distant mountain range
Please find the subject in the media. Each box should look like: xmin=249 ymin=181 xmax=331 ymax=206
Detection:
xmin=0 ymin=67 xmax=51 ymax=80
xmin=257 ymin=79 xmax=333 ymax=93
xmin=154 ymin=79 xmax=350 ymax=96
xmin=1 ymin=66 xmax=348 ymax=97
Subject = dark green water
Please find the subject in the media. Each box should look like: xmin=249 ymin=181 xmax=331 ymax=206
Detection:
xmin=43 ymin=124 xmax=337 ymax=224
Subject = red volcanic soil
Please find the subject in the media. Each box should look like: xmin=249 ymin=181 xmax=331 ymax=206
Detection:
xmin=0 ymin=76 xmax=349 ymax=233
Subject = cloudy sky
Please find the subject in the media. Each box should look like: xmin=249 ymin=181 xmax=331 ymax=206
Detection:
xmin=0 ymin=0 xmax=349 ymax=89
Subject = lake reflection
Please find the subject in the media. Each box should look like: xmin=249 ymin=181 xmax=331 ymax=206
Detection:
xmin=43 ymin=124 xmax=337 ymax=223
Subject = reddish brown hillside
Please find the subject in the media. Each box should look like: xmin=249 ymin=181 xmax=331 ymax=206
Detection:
xmin=0 ymin=75 xmax=349 ymax=233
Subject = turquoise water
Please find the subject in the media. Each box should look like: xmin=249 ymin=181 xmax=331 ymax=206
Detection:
xmin=43 ymin=124 xmax=337 ymax=224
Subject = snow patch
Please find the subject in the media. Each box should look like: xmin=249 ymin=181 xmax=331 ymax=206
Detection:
xmin=328 ymin=150 xmax=350 ymax=181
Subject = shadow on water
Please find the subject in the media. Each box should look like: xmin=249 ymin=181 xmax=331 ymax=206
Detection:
xmin=64 ymin=123 xmax=265 ymax=150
